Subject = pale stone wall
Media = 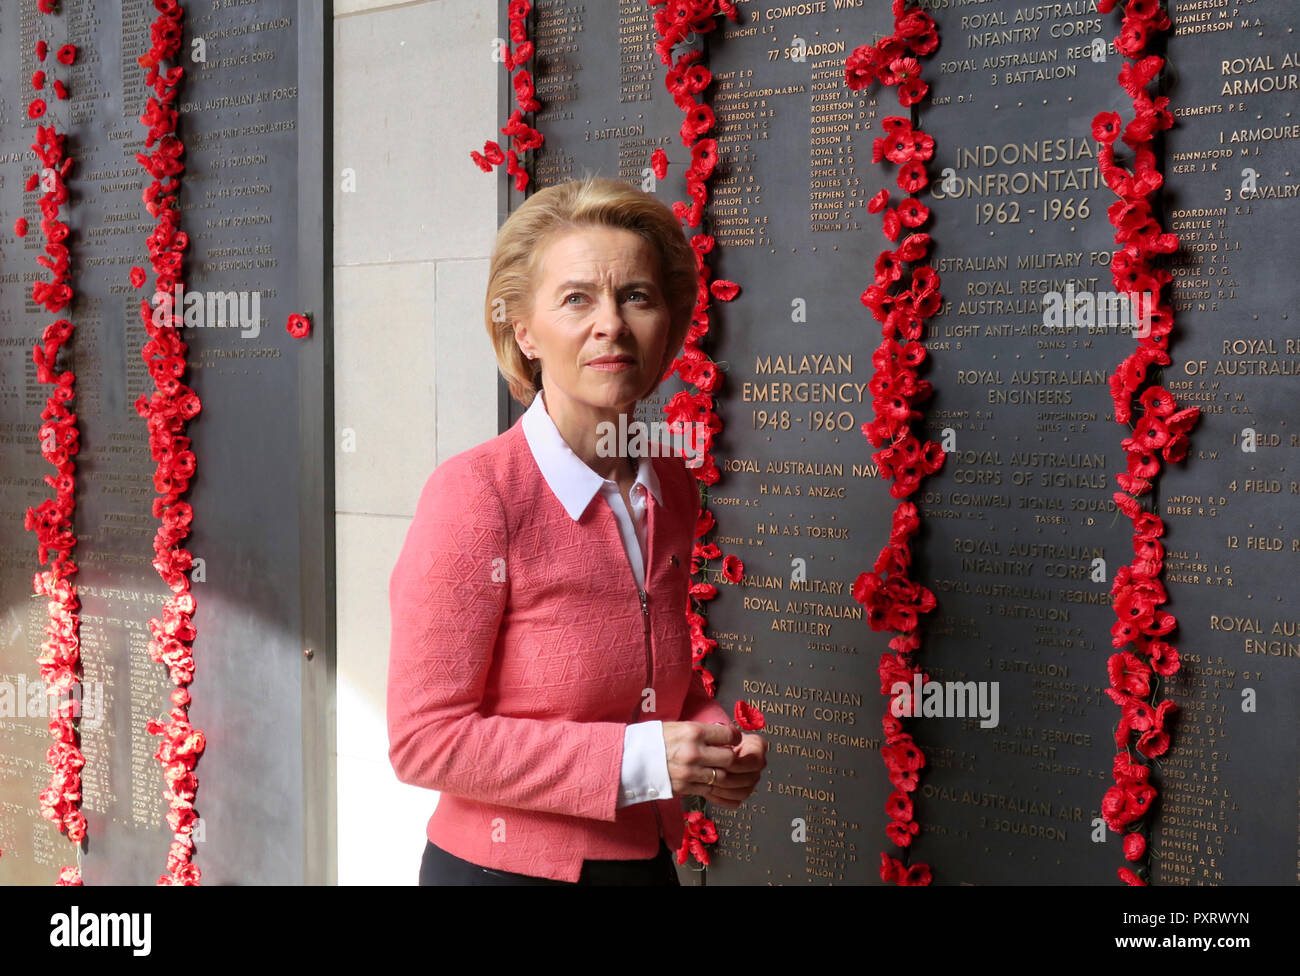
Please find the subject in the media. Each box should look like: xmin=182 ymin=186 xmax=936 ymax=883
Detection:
xmin=333 ymin=0 xmax=502 ymax=884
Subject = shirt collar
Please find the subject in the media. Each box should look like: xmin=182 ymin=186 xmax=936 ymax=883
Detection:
xmin=522 ymin=388 xmax=663 ymax=521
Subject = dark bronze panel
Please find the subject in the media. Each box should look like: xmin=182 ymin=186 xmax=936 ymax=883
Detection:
xmin=0 ymin=0 xmax=333 ymax=884
xmin=497 ymin=0 xmax=1299 ymax=885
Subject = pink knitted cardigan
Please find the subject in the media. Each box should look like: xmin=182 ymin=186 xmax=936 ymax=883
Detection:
xmin=387 ymin=412 xmax=731 ymax=882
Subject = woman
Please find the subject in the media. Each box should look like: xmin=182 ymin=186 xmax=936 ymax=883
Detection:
xmin=387 ymin=176 xmax=768 ymax=885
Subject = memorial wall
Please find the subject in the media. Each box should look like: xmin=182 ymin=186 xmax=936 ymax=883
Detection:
xmin=501 ymin=0 xmax=1299 ymax=884
xmin=0 ymin=1 xmax=331 ymax=884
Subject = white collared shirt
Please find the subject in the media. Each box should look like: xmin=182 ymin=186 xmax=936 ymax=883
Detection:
xmin=521 ymin=389 xmax=674 ymax=811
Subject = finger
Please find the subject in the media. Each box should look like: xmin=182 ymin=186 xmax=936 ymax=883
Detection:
xmin=691 ymin=744 xmax=745 ymax=768
xmin=700 ymin=723 xmax=742 ymax=746
xmin=667 ymin=758 xmax=735 ymax=794
xmin=702 ymin=767 xmax=759 ymax=791
xmin=695 ymin=765 xmax=725 ymax=791
xmin=681 ymin=772 xmax=744 ymax=800
xmin=709 ymin=786 xmax=753 ymax=802
xmin=725 ymin=753 xmax=767 ymax=773
xmin=702 ymin=787 xmax=750 ymax=807
xmin=672 ymin=772 xmax=721 ymax=799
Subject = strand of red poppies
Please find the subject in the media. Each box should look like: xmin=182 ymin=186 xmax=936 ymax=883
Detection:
xmin=646 ymin=0 xmax=744 ymax=870
xmin=1090 ymin=0 xmax=1199 ymax=887
xmin=19 ymin=20 xmax=86 ymax=886
xmin=845 ymin=0 xmax=942 ymax=887
xmin=469 ymin=0 xmax=542 ymax=191
xmin=130 ymin=0 xmax=206 ymax=886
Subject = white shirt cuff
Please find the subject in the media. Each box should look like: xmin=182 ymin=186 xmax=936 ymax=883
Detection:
xmin=617 ymin=721 xmax=672 ymax=807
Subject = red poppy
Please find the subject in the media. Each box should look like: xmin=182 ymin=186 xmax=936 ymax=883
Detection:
xmin=879 ymin=853 xmax=903 ymax=883
xmin=874 ymin=250 xmax=903 ymax=286
xmin=860 ymin=282 xmax=894 ymax=320
xmin=897 ymin=198 xmax=929 ymax=228
xmin=885 ymin=790 xmax=914 ymax=822
xmin=690 ymin=138 xmax=718 ymax=179
xmin=57 ymin=44 xmax=77 ymax=65
xmin=28 ymin=98 xmax=48 ymax=118
xmin=679 ymin=104 xmax=715 ymax=145
xmin=512 ymin=70 xmax=540 ymax=113
xmin=650 ymin=148 xmax=668 ymax=180
xmin=898 ymin=78 xmax=929 ymax=107
xmin=845 ymin=46 xmax=879 ymax=91
xmin=881 ymin=208 xmax=902 ymax=242
xmin=1136 ymin=727 xmax=1170 ymax=759
xmin=896 ymin=10 xmax=936 ymax=41
xmin=886 ymin=820 xmax=919 ymax=846
xmin=1092 ymin=112 xmax=1123 ymax=143
xmin=1165 ymin=407 xmax=1200 ymax=436
xmin=1107 ymin=651 xmax=1152 ymax=697
xmin=286 ymin=313 xmax=311 ymax=339
xmin=1116 ymin=22 xmax=1150 ymax=58
xmin=884 ymin=56 xmax=921 ymax=85
xmin=896 ymin=234 xmax=931 ymax=263
xmin=1130 ymin=0 xmax=1168 ymax=20
xmin=55 ymin=866 xmax=82 ymax=887
xmin=665 ymin=49 xmax=703 ymax=95
xmin=36 ymin=40 xmax=49 ymax=60
xmin=720 ymin=553 xmax=743 ymax=583
xmin=1123 ymin=55 xmax=1164 ymax=98
xmin=733 ymin=700 xmax=764 ymax=731
xmin=907 ymin=28 xmax=939 ymax=57
xmin=1147 ymin=640 xmax=1180 ymax=677
xmin=897 ymin=161 xmax=928 ymax=193
xmin=709 ymin=279 xmax=739 ymax=301
xmin=899 ymin=862 xmax=932 ymax=886
xmin=876 ymin=650 xmax=916 ymax=695
xmin=1102 ymin=780 xmax=1156 ymax=830
xmin=882 ymin=129 xmax=916 ymax=164
xmin=683 ymin=64 xmax=711 ymax=93
xmin=14 ymin=218 xmax=28 ymax=237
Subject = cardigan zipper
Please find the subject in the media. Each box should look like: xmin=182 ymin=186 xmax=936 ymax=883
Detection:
xmin=635 ymin=584 xmax=666 ymax=840
xmin=611 ymin=492 xmax=667 ymax=843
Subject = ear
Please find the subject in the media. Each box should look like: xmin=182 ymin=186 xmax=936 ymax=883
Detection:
xmin=512 ymin=320 xmax=531 ymax=357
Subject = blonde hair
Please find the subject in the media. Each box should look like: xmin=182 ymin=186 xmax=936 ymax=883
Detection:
xmin=485 ymin=176 xmax=697 ymax=406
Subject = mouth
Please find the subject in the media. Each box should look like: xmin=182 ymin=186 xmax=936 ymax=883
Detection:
xmin=586 ymin=354 xmax=637 ymax=371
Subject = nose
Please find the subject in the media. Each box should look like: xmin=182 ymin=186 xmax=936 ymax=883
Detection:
xmin=591 ymin=293 xmax=633 ymax=340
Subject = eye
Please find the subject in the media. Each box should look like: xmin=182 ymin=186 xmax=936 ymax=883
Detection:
xmin=563 ymin=292 xmax=586 ymax=305
xmin=625 ymin=290 xmax=651 ymax=303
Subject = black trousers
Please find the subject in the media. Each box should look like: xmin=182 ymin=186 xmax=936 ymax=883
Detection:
xmin=419 ymin=838 xmax=681 ymax=886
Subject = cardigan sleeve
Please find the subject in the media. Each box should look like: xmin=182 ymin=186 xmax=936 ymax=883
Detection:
xmin=386 ymin=456 xmax=626 ymax=822
xmin=677 ymin=455 xmax=734 ymax=729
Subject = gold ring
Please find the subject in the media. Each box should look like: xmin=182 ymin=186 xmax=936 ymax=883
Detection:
xmin=708 ymin=768 xmax=717 ymax=786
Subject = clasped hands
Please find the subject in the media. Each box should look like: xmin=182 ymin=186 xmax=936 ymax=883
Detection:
xmin=661 ymin=721 xmax=768 ymax=809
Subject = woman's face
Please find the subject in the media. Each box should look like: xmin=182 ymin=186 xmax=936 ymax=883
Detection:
xmin=514 ymin=225 xmax=672 ymax=415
